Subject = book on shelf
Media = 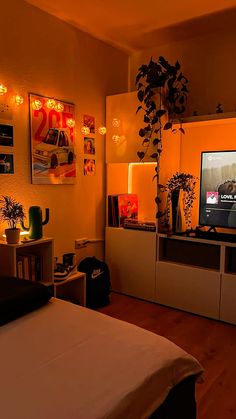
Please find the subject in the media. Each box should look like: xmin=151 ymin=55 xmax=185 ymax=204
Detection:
xmin=108 ymin=194 xmax=138 ymax=227
xmin=16 ymin=254 xmax=42 ymax=281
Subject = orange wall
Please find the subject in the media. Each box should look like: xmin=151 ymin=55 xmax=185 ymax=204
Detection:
xmin=0 ymin=0 xmax=128 ymax=258
xmin=129 ymin=22 xmax=236 ymax=117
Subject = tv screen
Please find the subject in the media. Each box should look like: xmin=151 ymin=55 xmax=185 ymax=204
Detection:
xmin=199 ymin=150 xmax=236 ymax=229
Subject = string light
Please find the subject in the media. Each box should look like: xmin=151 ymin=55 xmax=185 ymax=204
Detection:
xmin=81 ymin=126 xmax=90 ymax=135
xmin=0 ymin=84 xmax=7 ymax=95
xmin=98 ymin=126 xmax=107 ymax=135
xmin=15 ymin=95 xmax=24 ymax=105
xmin=66 ymin=118 xmax=75 ymax=128
xmin=112 ymin=135 xmax=120 ymax=144
xmin=112 ymin=118 xmax=120 ymax=128
xmin=46 ymin=98 xmax=56 ymax=109
xmin=55 ymin=102 xmax=64 ymax=112
xmin=32 ymin=99 xmax=43 ymax=110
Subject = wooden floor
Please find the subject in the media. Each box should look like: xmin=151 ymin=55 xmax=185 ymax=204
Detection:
xmin=98 ymin=292 xmax=236 ymax=419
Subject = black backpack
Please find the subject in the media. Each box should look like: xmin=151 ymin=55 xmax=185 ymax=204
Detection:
xmin=78 ymin=257 xmax=111 ymax=309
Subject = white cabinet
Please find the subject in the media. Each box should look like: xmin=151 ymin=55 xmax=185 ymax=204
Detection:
xmin=105 ymin=227 xmax=156 ymax=301
xmin=156 ymin=261 xmax=220 ymax=319
xmin=156 ymin=234 xmax=236 ymax=324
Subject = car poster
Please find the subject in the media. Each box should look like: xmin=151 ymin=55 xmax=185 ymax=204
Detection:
xmin=29 ymin=93 xmax=76 ymax=185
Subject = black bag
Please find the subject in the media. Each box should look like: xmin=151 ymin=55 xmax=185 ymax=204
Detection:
xmin=78 ymin=257 xmax=111 ymax=309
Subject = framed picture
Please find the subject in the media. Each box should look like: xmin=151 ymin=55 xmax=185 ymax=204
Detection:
xmin=84 ymin=137 xmax=95 ymax=154
xmin=29 ymin=93 xmax=76 ymax=185
xmin=84 ymin=158 xmax=95 ymax=176
xmin=0 ymin=152 xmax=14 ymax=174
xmin=0 ymin=123 xmax=13 ymax=147
xmin=83 ymin=114 xmax=95 ymax=133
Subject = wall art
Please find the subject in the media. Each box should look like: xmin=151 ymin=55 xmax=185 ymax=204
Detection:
xmin=84 ymin=158 xmax=95 ymax=176
xmin=84 ymin=136 xmax=95 ymax=154
xmin=83 ymin=114 xmax=95 ymax=133
xmin=29 ymin=93 xmax=76 ymax=185
xmin=0 ymin=152 xmax=14 ymax=174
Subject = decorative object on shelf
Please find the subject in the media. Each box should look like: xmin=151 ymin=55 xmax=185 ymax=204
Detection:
xmin=216 ymin=103 xmax=223 ymax=113
xmin=0 ymin=195 xmax=25 ymax=244
xmin=21 ymin=206 xmax=49 ymax=240
xmin=135 ymin=56 xmax=189 ymax=222
xmin=163 ymin=172 xmax=197 ymax=232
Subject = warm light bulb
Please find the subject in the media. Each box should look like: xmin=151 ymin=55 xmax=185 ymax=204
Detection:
xmin=55 ymin=102 xmax=64 ymax=112
xmin=66 ymin=118 xmax=75 ymax=128
xmin=15 ymin=95 xmax=24 ymax=105
xmin=32 ymin=99 xmax=43 ymax=110
xmin=98 ymin=126 xmax=107 ymax=135
xmin=112 ymin=118 xmax=120 ymax=128
xmin=46 ymin=99 xmax=56 ymax=109
xmin=0 ymin=84 xmax=7 ymax=95
xmin=112 ymin=135 xmax=120 ymax=144
xmin=81 ymin=126 xmax=90 ymax=135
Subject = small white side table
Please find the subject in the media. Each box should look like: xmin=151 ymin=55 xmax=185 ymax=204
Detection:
xmin=53 ymin=271 xmax=86 ymax=306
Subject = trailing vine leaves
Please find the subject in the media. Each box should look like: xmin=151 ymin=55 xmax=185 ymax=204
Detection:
xmin=163 ymin=172 xmax=197 ymax=230
xmin=136 ymin=56 xmax=189 ymax=223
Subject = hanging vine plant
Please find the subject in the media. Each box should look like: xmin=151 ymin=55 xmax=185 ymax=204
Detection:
xmin=163 ymin=172 xmax=197 ymax=230
xmin=136 ymin=56 xmax=189 ymax=221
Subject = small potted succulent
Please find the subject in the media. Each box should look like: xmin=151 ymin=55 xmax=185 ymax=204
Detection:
xmin=0 ymin=195 xmax=25 ymax=244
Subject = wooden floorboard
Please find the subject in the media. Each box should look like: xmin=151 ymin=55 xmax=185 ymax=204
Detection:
xmin=98 ymin=292 xmax=236 ymax=419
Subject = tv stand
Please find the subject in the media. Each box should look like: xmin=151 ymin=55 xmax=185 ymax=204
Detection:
xmin=195 ymin=228 xmax=236 ymax=243
xmin=156 ymin=233 xmax=236 ymax=325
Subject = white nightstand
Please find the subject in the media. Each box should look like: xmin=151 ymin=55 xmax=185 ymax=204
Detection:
xmin=54 ymin=271 xmax=86 ymax=306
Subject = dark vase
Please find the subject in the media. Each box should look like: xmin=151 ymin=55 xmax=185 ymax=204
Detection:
xmin=171 ymin=189 xmax=180 ymax=233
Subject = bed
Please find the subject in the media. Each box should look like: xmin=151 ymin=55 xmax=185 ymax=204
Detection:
xmin=0 ymin=277 xmax=203 ymax=419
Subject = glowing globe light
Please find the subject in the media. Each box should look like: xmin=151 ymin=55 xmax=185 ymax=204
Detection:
xmin=0 ymin=84 xmax=7 ymax=95
xmin=32 ymin=99 xmax=43 ymax=110
xmin=66 ymin=118 xmax=75 ymax=128
xmin=98 ymin=126 xmax=107 ymax=135
xmin=112 ymin=118 xmax=120 ymax=128
xmin=112 ymin=135 xmax=120 ymax=144
xmin=81 ymin=126 xmax=90 ymax=135
xmin=55 ymin=102 xmax=64 ymax=112
xmin=46 ymin=99 xmax=56 ymax=109
xmin=15 ymin=95 xmax=24 ymax=105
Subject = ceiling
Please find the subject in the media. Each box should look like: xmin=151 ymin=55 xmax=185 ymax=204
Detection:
xmin=25 ymin=0 xmax=236 ymax=52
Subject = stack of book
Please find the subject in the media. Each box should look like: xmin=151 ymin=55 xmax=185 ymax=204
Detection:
xmin=16 ymin=254 xmax=42 ymax=281
xmin=108 ymin=194 xmax=138 ymax=227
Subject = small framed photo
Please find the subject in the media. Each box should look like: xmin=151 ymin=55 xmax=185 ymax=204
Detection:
xmin=84 ymin=137 xmax=95 ymax=154
xmin=0 ymin=123 xmax=13 ymax=147
xmin=84 ymin=158 xmax=95 ymax=176
xmin=0 ymin=153 xmax=14 ymax=174
xmin=83 ymin=114 xmax=95 ymax=133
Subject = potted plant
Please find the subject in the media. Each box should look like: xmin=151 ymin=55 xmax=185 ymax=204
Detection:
xmin=163 ymin=172 xmax=197 ymax=232
xmin=136 ymin=56 xmax=189 ymax=224
xmin=0 ymin=195 xmax=25 ymax=244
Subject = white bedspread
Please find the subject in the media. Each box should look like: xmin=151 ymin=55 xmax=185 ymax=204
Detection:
xmin=0 ymin=299 xmax=203 ymax=419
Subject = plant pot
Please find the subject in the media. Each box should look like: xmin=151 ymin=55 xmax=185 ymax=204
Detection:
xmin=5 ymin=228 xmax=20 ymax=244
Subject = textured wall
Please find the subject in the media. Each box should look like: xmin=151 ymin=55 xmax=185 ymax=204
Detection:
xmin=0 ymin=0 xmax=128 ymax=259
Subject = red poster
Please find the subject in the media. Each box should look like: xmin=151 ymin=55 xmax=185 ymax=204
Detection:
xmin=29 ymin=93 xmax=76 ymax=185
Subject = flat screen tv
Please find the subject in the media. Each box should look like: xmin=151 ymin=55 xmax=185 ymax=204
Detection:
xmin=199 ymin=150 xmax=236 ymax=229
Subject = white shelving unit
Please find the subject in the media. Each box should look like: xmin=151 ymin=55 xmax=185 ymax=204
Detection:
xmin=156 ymin=234 xmax=236 ymax=324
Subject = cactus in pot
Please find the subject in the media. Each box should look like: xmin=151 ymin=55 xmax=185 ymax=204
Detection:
xmin=21 ymin=206 xmax=49 ymax=240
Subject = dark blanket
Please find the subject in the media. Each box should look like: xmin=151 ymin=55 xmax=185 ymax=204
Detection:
xmin=0 ymin=276 xmax=52 ymax=326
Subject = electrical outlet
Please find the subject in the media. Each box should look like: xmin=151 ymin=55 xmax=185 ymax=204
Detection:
xmin=75 ymin=238 xmax=89 ymax=248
